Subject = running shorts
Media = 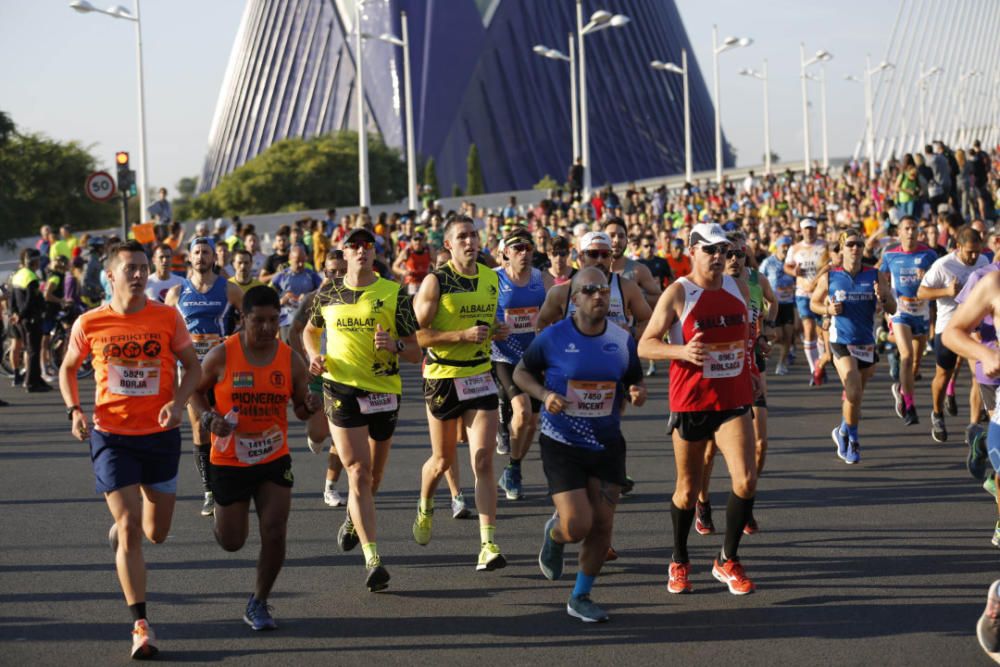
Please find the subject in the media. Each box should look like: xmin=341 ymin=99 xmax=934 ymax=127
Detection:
xmin=933 ymin=333 xmax=959 ymax=372
xmin=322 ymin=379 xmax=399 ymax=441
xmin=423 ymin=375 xmax=499 ymax=422
xmin=668 ymin=406 xmax=752 ymax=443
xmin=492 ymin=362 xmax=541 ymax=412
xmin=776 ymin=302 xmax=796 ymax=326
xmin=830 ymin=342 xmax=879 ymax=370
xmin=540 ymin=433 xmax=627 ymax=495
xmin=890 ymin=313 xmax=929 ymax=337
xmin=209 ymin=454 xmax=293 ymax=507
xmin=90 ymin=427 xmax=181 ymax=494
xmin=796 ymin=295 xmax=820 ymax=321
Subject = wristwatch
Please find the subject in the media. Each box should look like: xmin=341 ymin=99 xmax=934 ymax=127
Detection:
xmin=66 ymin=405 xmax=82 ymax=421
xmin=395 ymin=339 xmax=406 ymax=354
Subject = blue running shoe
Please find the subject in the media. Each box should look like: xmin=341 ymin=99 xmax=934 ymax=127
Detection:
xmin=845 ymin=440 xmax=861 ymax=465
xmin=567 ymin=594 xmax=609 ymax=623
xmin=832 ymin=426 xmax=849 ymax=462
xmin=498 ymin=464 xmax=521 ymax=500
xmin=244 ymin=594 xmax=277 ymax=631
xmin=538 ymin=513 xmax=564 ymax=580
xmin=968 ymin=426 xmax=989 ymax=481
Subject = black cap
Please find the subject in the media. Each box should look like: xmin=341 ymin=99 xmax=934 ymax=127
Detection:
xmin=344 ymin=227 xmax=376 ymax=244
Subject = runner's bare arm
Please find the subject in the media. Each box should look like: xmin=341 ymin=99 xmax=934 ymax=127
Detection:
xmin=942 ymin=272 xmax=1000 ymax=377
xmin=163 ymin=284 xmax=181 ymax=308
xmin=634 ymin=262 xmax=663 ymax=308
xmin=622 ymin=277 xmax=653 ymax=337
xmin=290 ymin=349 xmax=320 ymax=420
xmin=59 ymin=318 xmax=89 ymax=441
xmin=637 ymin=283 xmax=703 ymax=364
xmin=512 ymin=359 xmax=566 ymax=414
xmin=189 ymin=343 xmax=226 ymax=434
xmin=877 ymin=272 xmax=897 ymax=314
xmin=758 ymin=272 xmax=779 ymax=321
xmin=226 ymin=281 xmax=244 ymax=309
xmin=391 ymin=250 xmax=408 ymax=279
xmin=534 ymin=283 xmax=569 ymax=331
xmin=413 ymin=272 xmax=482 ymax=346
xmin=809 ymin=274 xmax=832 ymax=316
xmin=289 ymin=292 xmax=315 ymax=361
xmin=541 ymin=271 xmax=555 ymax=292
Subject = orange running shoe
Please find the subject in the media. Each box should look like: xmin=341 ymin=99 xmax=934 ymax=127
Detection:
xmin=712 ymin=557 xmax=755 ymax=595
xmin=130 ymin=619 xmax=158 ymax=660
xmin=667 ymin=561 xmax=693 ymax=594
xmin=605 ymin=546 xmax=619 ymax=562
xmin=743 ymin=516 xmax=759 ymax=535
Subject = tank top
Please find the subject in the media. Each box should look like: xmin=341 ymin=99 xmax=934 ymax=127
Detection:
xmin=746 ymin=269 xmax=764 ymax=376
xmin=789 ymin=241 xmax=827 ymax=297
xmin=565 ymin=273 xmax=629 ymax=330
xmin=829 ymin=266 xmax=879 ymax=349
xmin=424 ymin=261 xmax=498 ymax=380
xmin=492 ymin=267 xmax=545 ymax=364
xmin=210 ymin=335 xmax=291 ymax=467
xmin=404 ymin=248 xmax=432 ymax=286
xmin=177 ymin=276 xmax=228 ymax=360
xmin=229 ymin=276 xmax=266 ymax=294
xmin=668 ymin=276 xmax=753 ymax=412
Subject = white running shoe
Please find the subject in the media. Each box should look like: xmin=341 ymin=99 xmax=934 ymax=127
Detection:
xmin=324 ymin=488 xmax=345 ymax=507
xmin=307 ymin=436 xmax=327 ymax=454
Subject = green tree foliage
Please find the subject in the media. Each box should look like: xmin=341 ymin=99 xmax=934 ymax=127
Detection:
xmin=533 ymin=174 xmax=562 ymax=190
xmin=181 ymin=131 xmax=405 ymax=220
xmin=0 ymin=110 xmax=118 ymax=246
xmin=466 ymin=143 xmax=484 ymax=195
xmin=422 ymin=157 xmax=439 ymax=199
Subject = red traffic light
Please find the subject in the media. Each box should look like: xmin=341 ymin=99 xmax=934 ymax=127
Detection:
xmin=115 ymin=151 xmax=130 ymax=165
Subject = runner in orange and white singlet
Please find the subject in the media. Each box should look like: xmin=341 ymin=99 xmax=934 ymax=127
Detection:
xmin=59 ymin=240 xmax=202 ymax=659
xmin=639 ymin=222 xmax=758 ymax=597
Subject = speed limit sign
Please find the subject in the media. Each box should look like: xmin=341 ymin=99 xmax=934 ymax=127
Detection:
xmin=85 ymin=171 xmax=117 ymax=202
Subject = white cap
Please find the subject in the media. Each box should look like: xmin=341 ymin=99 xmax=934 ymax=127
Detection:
xmin=800 ymin=218 xmax=818 ymax=229
xmin=580 ymin=231 xmax=612 ymax=250
xmin=688 ymin=222 xmax=730 ymax=248
xmin=195 ymin=221 xmax=209 ymax=235
xmin=572 ymin=222 xmax=589 ymax=237
xmin=214 ymin=218 xmax=227 ymax=230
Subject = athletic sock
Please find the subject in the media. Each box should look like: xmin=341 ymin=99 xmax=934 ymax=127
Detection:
xmin=194 ymin=444 xmax=211 ymax=491
xmin=670 ymin=501 xmax=696 ymax=564
xmin=946 ymin=379 xmax=956 ymax=396
xmin=129 ymin=602 xmax=147 ymax=622
xmin=839 ymin=419 xmax=849 ymax=436
xmin=362 ymin=542 xmax=378 ymax=564
xmin=509 ymin=458 xmax=521 ymax=468
xmin=480 ymin=524 xmax=495 ymax=545
xmin=723 ymin=493 xmax=755 ymax=561
xmin=903 ymin=392 xmax=915 ymax=411
xmin=418 ymin=497 xmax=433 ymax=514
xmin=804 ymin=340 xmax=818 ymax=373
xmin=846 ymin=423 xmax=859 ymax=441
xmin=325 ymin=478 xmax=335 ymax=492
xmin=572 ymin=572 xmax=596 ymax=599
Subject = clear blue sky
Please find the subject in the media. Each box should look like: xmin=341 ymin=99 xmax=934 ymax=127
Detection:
xmin=0 ymin=0 xmax=903 ymax=195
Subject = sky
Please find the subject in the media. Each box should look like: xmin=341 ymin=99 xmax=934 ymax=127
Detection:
xmin=0 ymin=0 xmax=904 ymax=198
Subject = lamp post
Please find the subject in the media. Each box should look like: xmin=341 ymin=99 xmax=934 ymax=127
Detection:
xmin=576 ymin=2 xmax=630 ymax=201
xmin=864 ymin=56 xmax=894 ymax=179
xmin=69 ymin=0 xmax=149 ymax=219
xmin=917 ymin=63 xmax=943 ymax=148
xmin=651 ymin=49 xmax=691 ymax=182
xmin=355 ymin=1 xmax=370 ymax=208
xmin=800 ymin=46 xmax=832 ymax=175
xmin=533 ymin=35 xmax=578 ymax=169
xmin=958 ymin=69 xmax=982 ymax=147
xmin=738 ymin=61 xmax=771 ymax=175
xmin=712 ymin=26 xmax=753 ymax=184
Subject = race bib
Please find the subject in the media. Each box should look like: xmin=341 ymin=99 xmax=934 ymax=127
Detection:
xmin=504 ymin=306 xmax=539 ymax=334
xmin=454 ymin=371 xmax=497 ymax=401
xmin=356 ymin=392 xmax=399 ymax=414
xmin=564 ymin=380 xmax=616 ymax=418
xmin=847 ymin=344 xmax=875 ymax=363
xmin=236 ymin=425 xmax=283 ymax=465
xmin=108 ymin=359 xmax=160 ymax=396
xmin=777 ymin=285 xmax=795 ymax=302
xmin=704 ymin=341 xmax=745 ymax=379
xmin=191 ymin=333 xmax=222 ymax=360
xmin=897 ymin=297 xmax=928 ymax=317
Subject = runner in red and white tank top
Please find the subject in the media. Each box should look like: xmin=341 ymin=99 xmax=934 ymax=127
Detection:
xmin=639 ymin=222 xmax=759 ymax=597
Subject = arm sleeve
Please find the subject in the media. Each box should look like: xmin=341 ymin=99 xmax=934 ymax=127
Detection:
xmin=171 ymin=310 xmax=193 ymax=353
xmin=622 ymin=336 xmax=643 ymax=387
xmin=394 ymin=290 xmax=418 ymax=338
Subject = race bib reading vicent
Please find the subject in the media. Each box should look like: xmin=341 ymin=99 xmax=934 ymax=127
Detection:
xmin=564 ymin=380 xmax=616 ymax=418
xmin=454 ymin=372 xmax=497 ymax=401
xmin=703 ymin=341 xmax=745 ymax=379
xmin=236 ymin=426 xmax=283 ymax=465
xmin=108 ymin=359 xmax=160 ymax=396
xmin=356 ymin=392 xmax=399 ymax=414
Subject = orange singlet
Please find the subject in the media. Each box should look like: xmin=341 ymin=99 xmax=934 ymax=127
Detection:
xmin=210 ymin=335 xmax=291 ymax=467
xmin=68 ymin=300 xmax=192 ymax=435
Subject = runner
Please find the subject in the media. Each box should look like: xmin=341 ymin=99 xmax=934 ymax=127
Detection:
xmin=411 ymin=215 xmax=511 ymax=571
xmin=917 ymin=225 xmax=986 ymax=442
xmin=760 ymin=236 xmax=797 ymax=375
xmin=514 ymin=266 xmax=646 ymax=622
xmin=392 ymin=229 xmax=434 ymax=295
xmin=638 ymin=222 xmax=757 ymax=595
xmin=494 ymin=229 xmax=553 ymax=501
xmin=305 ymin=227 xmax=421 ymax=589
xmin=58 ymin=239 xmax=201 ymax=659
xmin=145 ymin=244 xmax=184 ymax=303
xmin=880 ymin=216 xmax=939 ymax=426
xmin=191 ymin=285 xmax=320 ymax=630
xmin=271 ymin=245 xmax=321 ymax=343
xmin=785 ymin=218 xmax=829 ymax=386
xmin=605 ymin=218 xmax=663 ymax=309
xmin=165 ymin=236 xmax=243 ymax=516
xmin=811 ymin=229 xmax=896 ymax=464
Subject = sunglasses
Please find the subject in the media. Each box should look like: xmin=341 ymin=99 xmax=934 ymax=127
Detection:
xmin=584 ymin=249 xmax=611 ymax=259
xmin=324 ymin=268 xmax=347 ymax=279
xmin=641 ymin=244 xmax=654 ymax=249
xmin=344 ymin=241 xmax=373 ymax=250
xmin=575 ymin=283 xmax=611 ymax=296
xmin=551 ymin=250 xmax=569 ymax=257
xmin=699 ymin=244 xmax=729 ymax=256
xmin=507 ymin=243 xmax=533 ymax=253
xmin=843 ymin=240 xmax=864 ymax=249
xmin=726 ymin=249 xmax=746 ymax=259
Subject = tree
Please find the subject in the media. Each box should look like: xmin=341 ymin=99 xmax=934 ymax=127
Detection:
xmin=422 ymin=157 xmax=439 ymax=200
xmin=0 ymin=111 xmax=118 ymax=246
xmin=451 ymin=183 xmax=463 ymax=197
xmin=533 ymin=174 xmax=561 ymax=190
xmin=763 ymin=151 xmax=781 ymax=164
xmin=466 ymin=143 xmax=484 ymax=195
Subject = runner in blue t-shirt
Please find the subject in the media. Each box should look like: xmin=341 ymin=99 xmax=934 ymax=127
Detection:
xmin=878 ymin=217 xmax=938 ymax=425
xmin=513 ymin=267 xmax=646 ymax=624
xmin=760 ymin=237 xmax=797 ymax=375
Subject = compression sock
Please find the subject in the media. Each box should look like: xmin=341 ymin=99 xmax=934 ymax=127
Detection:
xmin=572 ymin=572 xmax=596 ymax=599
xmin=510 ymin=457 xmax=521 ymax=468
xmin=418 ymin=497 xmax=434 ymax=514
xmin=670 ymin=501 xmax=696 ymax=563
xmin=194 ymin=444 xmax=211 ymax=491
xmin=846 ymin=423 xmax=859 ymax=442
xmin=362 ymin=543 xmax=378 ymax=564
xmin=947 ymin=379 xmax=956 ymax=396
xmin=723 ymin=493 xmax=755 ymax=561
xmin=480 ymin=524 xmax=495 ymax=545
xmin=803 ymin=340 xmax=818 ymax=373
xmin=840 ymin=419 xmax=849 ymax=437
xmin=903 ymin=392 xmax=915 ymax=411
xmin=129 ymin=602 xmax=147 ymax=622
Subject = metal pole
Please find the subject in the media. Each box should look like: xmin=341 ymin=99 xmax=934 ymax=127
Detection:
xmin=569 ymin=33 xmax=579 ymax=164
xmin=819 ymin=64 xmax=829 ymax=171
xmin=356 ymin=1 xmax=370 ymax=207
xmin=865 ymin=55 xmax=876 ymax=180
xmin=919 ymin=62 xmax=926 ymax=148
xmin=763 ymin=60 xmax=771 ymax=175
xmin=121 ymin=192 xmax=130 ymax=239
xmin=401 ymin=11 xmax=416 ymax=212
xmin=682 ymin=48 xmax=692 ymax=182
xmin=133 ymin=0 xmax=149 ymax=220
xmin=576 ymin=0 xmax=591 ymax=200
xmin=713 ymin=25 xmax=723 ymax=183
xmin=800 ymin=43 xmax=811 ymax=175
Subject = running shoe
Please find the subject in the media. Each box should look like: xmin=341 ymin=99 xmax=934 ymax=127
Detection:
xmin=621 ymin=475 xmax=636 ymax=495
xmin=476 ymin=542 xmax=506 ymax=571
xmin=667 ymin=561 xmax=693 ymax=594
xmin=888 ymin=346 xmax=900 ymax=382
xmin=695 ymin=501 xmax=715 ymax=535
xmin=744 ymin=516 xmax=759 ymax=535
xmin=12 ymin=369 xmax=23 ymax=387
xmin=945 ymin=393 xmax=958 ymax=417
xmin=495 ymin=429 xmax=510 ymax=456
xmin=645 ymin=360 xmax=657 ymax=377
xmin=931 ymin=412 xmax=947 ymax=443
xmin=787 ymin=348 xmax=796 ymax=366
xmin=306 ymin=436 xmax=326 ymax=454
xmin=109 ymin=523 xmax=119 ymax=552
xmin=243 ymin=594 xmax=277 ymax=631
xmin=26 ymin=382 xmax=53 ymax=393
xmin=774 ymin=362 xmax=789 ymax=376
xmin=338 ymin=512 xmax=360 ymax=552
xmin=968 ymin=427 xmax=989 ymax=481
xmin=365 ymin=555 xmax=391 ymax=592
xmin=993 ymin=522 xmax=1000 ymax=549
xmin=985 ymin=475 xmax=998 ymax=499
xmin=498 ymin=464 xmax=522 ymax=500
xmin=130 ymin=619 xmax=158 ymax=659
xmin=412 ymin=507 xmax=432 ymax=545
xmin=809 ymin=367 xmax=824 ymax=387
xmin=712 ymin=557 xmax=756 ymax=595
xmin=845 ymin=440 xmax=861 ymax=465
xmin=41 ymin=371 xmax=58 ymax=384
xmin=201 ymin=492 xmax=215 ymax=517
xmin=977 ymin=580 xmax=1000 ymax=657
xmin=538 ymin=514 xmax=564 ymax=580
xmin=451 ymin=493 xmax=471 ymax=519
xmin=566 ymin=594 xmax=609 ymax=623
xmin=891 ymin=382 xmax=905 ymax=419
xmin=903 ymin=406 xmax=920 ymax=426
xmin=323 ymin=488 xmax=345 ymax=507
xmin=832 ymin=426 xmax=849 ymax=462
xmin=605 ymin=546 xmax=619 ymax=561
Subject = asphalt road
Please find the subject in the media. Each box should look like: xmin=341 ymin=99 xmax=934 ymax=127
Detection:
xmin=1 ymin=354 xmax=997 ymax=665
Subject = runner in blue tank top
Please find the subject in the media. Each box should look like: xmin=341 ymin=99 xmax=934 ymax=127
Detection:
xmin=165 ymin=235 xmax=243 ymax=516
xmin=492 ymin=229 xmax=553 ymax=501
xmin=879 ymin=216 xmax=939 ymax=426
xmin=514 ymin=266 xmax=646 ymax=623
xmin=811 ymin=230 xmax=896 ymax=464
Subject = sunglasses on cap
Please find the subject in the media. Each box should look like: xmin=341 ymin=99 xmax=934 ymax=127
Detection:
xmin=726 ymin=249 xmax=745 ymax=259
xmin=698 ymin=243 xmax=728 ymax=256
xmin=584 ymin=249 xmax=611 ymax=259
xmin=574 ymin=283 xmax=611 ymax=296
xmin=344 ymin=240 xmax=374 ymax=250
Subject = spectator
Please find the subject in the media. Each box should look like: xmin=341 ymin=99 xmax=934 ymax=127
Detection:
xmin=270 ymin=245 xmax=321 ymax=342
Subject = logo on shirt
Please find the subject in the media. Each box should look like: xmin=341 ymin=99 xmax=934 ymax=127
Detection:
xmin=371 ymin=298 xmax=385 ymax=313
xmin=233 ymin=372 xmax=254 ymax=388
xmin=122 ymin=341 xmax=142 ymax=359
xmin=565 ymin=343 xmax=580 ymax=353
xmin=602 ymin=343 xmax=620 ymax=353
xmin=488 ymin=284 xmax=497 ymax=296
xmin=270 ymin=371 xmax=285 ymax=387
xmin=103 ymin=343 xmax=122 ymax=358
xmin=143 ymin=340 xmax=161 ymax=358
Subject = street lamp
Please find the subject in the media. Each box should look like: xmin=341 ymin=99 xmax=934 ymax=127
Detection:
xmin=354 ymin=1 xmax=370 ymax=208
xmin=712 ymin=26 xmax=753 ymax=184
xmin=69 ymin=0 xmax=149 ymax=219
xmin=738 ymin=61 xmax=771 ymax=175
xmin=533 ymin=35 xmax=579 ymax=170
xmin=800 ymin=46 xmax=832 ymax=175
xmin=917 ymin=64 xmax=943 ymax=148
xmin=577 ymin=1 xmax=630 ymax=200
xmin=362 ymin=12 xmax=415 ymax=211
xmin=651 ymin=50 xmax=691 ymax=182
xmin=958 ymin=69 xmax=981 ymax=147
xmin=862 ymin=57 xmax=894 ymax=179
xmin=804 ymin=68 xmax=830 ymax=171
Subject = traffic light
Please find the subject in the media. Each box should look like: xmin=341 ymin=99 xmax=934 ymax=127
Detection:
xmin=115 ymin=151 xmax=132 ymax=195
